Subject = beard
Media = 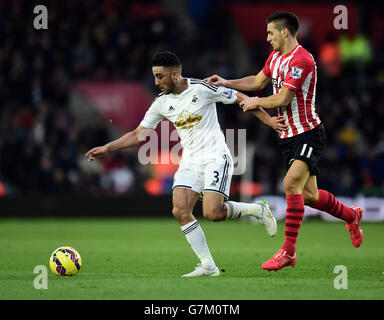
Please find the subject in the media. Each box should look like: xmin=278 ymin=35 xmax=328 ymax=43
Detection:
xmin=159 ymin=81 xmax=175 ymax=94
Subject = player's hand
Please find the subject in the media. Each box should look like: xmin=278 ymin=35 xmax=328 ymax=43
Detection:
xmin=268 ymin=116 xmax=288 ymax=134
xmin=85 ymin=145 xmax=109 ymax=162
xmin=239 ymin=97 xmax=260 ymax=112
xmin=203 ymin=74 xmax=226 ymax=86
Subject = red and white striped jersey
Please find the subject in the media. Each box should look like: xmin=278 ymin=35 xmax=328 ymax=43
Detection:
xmin=262 ymin=44 xmax=321 ymax=139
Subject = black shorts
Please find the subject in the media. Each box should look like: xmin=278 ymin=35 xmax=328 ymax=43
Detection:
xmin=278 ymin=123 xmax=327 ymax=176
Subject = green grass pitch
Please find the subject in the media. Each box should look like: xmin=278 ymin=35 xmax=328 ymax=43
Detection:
xmin=0 ymin=217 xmax=383 ymax=300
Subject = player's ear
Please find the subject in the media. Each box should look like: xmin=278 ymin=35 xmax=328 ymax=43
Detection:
xmin=282 ymin=27 xmax=289 ymax=38
xmin=171 ymin=69 xmax=179 ymax=80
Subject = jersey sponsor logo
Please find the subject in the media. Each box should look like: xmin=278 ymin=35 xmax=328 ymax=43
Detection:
xmin=174 ymin=109 xmax=202 ymax=128
xmin=272 ymin=78 xmax=284 ymax=89
xmin=290 ymin=66 xmax=303 ymax=79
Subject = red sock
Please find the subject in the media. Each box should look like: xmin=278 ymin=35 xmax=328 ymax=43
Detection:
xmin=282 ymin=194 xmax=305 ymax=256
xmin=312 ymin=189 xmax=355 ymax=224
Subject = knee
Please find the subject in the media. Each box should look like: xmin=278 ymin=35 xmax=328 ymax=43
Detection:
xmin=203 ymin=206 xmax=225 ymax=222
xmin=172 ymin=206 xmax=192 ymax=224
xmin=303 ymin=190 xmax=319 ymax=206
xmin=283 ymin=176 xmax=302 ymax=194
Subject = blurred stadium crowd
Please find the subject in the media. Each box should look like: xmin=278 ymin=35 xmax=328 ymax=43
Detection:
xmin=0 ymin=0 xmax=383 ymax=198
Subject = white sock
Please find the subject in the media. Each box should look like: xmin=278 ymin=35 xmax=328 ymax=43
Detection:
xmin=181 ymin=220 xmax=216 ymax=267
xmin=224 ymin=200 xmax=263 ymax=220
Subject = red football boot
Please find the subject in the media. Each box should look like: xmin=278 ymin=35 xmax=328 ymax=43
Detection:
xmin=345 ymin=206 xmax=363 ymax=247
xmin=262 ymin=249 xmax=296 ymax=271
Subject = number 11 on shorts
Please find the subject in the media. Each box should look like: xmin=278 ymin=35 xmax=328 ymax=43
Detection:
xmin=300 ymin=144 xmax=313 ymax=158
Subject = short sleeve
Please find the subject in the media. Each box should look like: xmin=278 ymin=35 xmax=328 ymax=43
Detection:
xmin=203 ymin=84 xmax=238 ymax=105
xmin=139 ymin=97 xmax=164 ymax=129
xmin=262 ymin=51 xmax=276 ymax=78
xmin=282 ymin=56 xmax=313 ymax=92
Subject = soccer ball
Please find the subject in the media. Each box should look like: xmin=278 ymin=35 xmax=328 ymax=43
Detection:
xmin=49 ymin=246 xmax=82 ymax=276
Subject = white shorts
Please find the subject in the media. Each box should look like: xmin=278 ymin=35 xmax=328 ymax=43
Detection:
xmin=172 ymin=154 xmax=234 ymax=199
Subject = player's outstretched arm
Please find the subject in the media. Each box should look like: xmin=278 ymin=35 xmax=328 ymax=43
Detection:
xmin=234 ymin=91 xmax=249 ymax=104
xmin=234 ymin=92 xmax=287 ymax=133
xmin=240 ymin=87 xmax=295 ymax=112
xmin=204 ymin=70 xmax=270 ymax=92
xmin=85 ymin=125 xmax=147 ymax=162
xmin=251 ymin=108 xmax=288 ymax=134
xmin=203 ymin=74 xmax=227 ymax=87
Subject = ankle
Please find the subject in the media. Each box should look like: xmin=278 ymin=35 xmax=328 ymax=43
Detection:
xmin=282 ymin=243 xmax=295 ymax=256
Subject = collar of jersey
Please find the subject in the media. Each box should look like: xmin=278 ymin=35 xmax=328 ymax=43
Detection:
xmin=281 ymin=44 xmax=301 ymax=57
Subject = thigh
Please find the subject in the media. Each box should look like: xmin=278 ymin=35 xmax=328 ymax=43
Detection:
xmin=280 ymin=124 xmax=327 ymax=176
xmin=284 ymin=159 xmax=311 ymax=194
xmin=203 ymin=154 xmax=233 ymax=200
xmin=202 ymin=190 xmax=226 ymax=216
xmin=173 ymin=160 xmax=204 ymax=196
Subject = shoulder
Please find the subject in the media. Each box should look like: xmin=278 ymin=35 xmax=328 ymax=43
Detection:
xmin=150 ymin=92 xmax=166 ymax=107
xmin=266 ymin=50 xmax=280 ymax=63
xmin=146 ymin=92 xmax=167 ymax=114
xmin=290 ymin=46 xmax=316 ymax=68
xmin=151 ymin=91 xmax=165 ymax=103
xmin=189 ymin=78 xmax=219 ymax=93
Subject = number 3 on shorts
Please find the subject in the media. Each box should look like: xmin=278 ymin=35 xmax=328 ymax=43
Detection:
xmin=213 ymin=171 xmax=219 ymax=183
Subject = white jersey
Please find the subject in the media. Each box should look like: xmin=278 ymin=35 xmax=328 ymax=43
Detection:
xmin=140 ymin=78 xmax=238 ymax=163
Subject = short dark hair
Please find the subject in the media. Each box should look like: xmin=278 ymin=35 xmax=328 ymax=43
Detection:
xmin=152 ymin=51 xmax=182 ymax=71
xmin=266 ymin=12 xmax=299 ymax=36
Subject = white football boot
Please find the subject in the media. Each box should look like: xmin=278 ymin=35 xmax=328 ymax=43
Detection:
xmin=181 ymin=263 xmax=220 ymax=277
xmin=255 ymin=200 xmax=277 ymax=237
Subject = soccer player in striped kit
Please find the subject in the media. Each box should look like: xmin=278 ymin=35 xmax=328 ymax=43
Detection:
xmin=85 ymin=51 xmax=285 ymax=277
xmin=205 ymin=12 xmax=363 ymax=271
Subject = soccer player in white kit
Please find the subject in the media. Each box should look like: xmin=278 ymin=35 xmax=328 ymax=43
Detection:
xmin=85 ymin=52 xmax=284 ymax=277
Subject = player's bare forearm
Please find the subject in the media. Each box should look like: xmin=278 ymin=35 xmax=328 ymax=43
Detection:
xmin=205 ymin=71 xmax=270 ymax=92
xmin=85 ymin=125 xmax=145 ymax=162
xmin=254 ymin=93 xmax=285 ymax=109
xmin=225 ymin=70 xmax=270 ymax=91
xmin=251 ymin=107 xmax=271 ymax=124
xmin=236 ymin=93 xmax=288 ymax=132
xmin=240 ymin=87 xmax=295 ymax=112
xmin=105 ymin=130 xmax=140 ymax=152
xmin=251 ymin=108 xmax=288 ymax=133
xmin=226 ymin=76 xmax=261 ymax=91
